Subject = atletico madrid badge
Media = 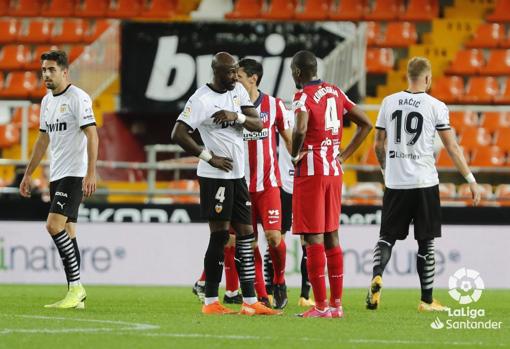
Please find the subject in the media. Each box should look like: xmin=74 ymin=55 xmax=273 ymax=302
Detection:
xmin=215 ymin=203 xmax=223 ymax=214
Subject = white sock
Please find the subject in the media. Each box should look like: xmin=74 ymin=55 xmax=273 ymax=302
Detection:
xmin=204 ymin=297 xmax=218 ymax=305
xmin=243 ymin=297 xmax=257 ymax=305
xmin=225 ymin=290 xmax=239 ymax=297
xmin=69 ymin=281 xmax=81 ymax=287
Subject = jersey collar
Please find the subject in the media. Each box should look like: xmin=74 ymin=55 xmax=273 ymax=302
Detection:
xmin=52 ymin=84 xmax=72 ymax=97
xmin=403 ymin=90 xmax=425 ymax=94
xmin=206 ymin=83 xmax=228 ymax=94
xmin=253 ymin=90 xmax=264 ymax=108
xmin=303 ymin=79 xmax=322 ymax=87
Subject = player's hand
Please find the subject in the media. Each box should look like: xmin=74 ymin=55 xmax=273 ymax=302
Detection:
xmin=19 ymin=175 xmax=31 ymax=197
xmin=208 ymin=151 xmax=233 ymax=172
xmin=211 ymin=110 xmax=237 ymax=124
xmin=469 ymin=182 xmax=482 ymax=207
xmin=337 ymin=154 xmax=345 ymax=164
xmin=291 ymin=152 xmax=306 ymax=166
xmin=82 ymin=173 xmax=97 ymax=197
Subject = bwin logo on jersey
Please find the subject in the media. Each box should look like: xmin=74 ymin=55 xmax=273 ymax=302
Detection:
xmin=243 ymin=128 xmax=268 ymax=141
xmin=46 ymin=120 xmax=67 ymax=133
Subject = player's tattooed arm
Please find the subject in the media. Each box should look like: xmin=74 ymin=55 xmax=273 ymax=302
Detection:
xmin=171 ymin=121 xmax=233 ymax=172
xmin=20 ymin=131 xmax=49 ymax=197
xmin=374 ymin=128 xmax=387 ymax=170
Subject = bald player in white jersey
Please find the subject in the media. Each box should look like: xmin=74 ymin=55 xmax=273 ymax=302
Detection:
xmin=366 ymin=57 xmax=482 ymax=312
xmin=20 ymin=50 xmax=98 ymax=309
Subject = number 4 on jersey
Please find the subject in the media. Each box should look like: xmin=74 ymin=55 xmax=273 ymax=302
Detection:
xmin=325 ymin=97 xmax=341 ymax=135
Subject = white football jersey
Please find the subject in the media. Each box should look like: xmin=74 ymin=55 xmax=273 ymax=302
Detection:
xmin=278 ymin=107 xmax=294 ymax=194
xmin=40 ymin=84 xmax=96 ymax=182
xmin=177 ymin=82 xmax=253 ymax=179
xmin=376 ymin=91 xmax=450 ymax=189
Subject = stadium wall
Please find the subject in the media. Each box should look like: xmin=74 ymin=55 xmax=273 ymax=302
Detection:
xmin=0 ymin=223 xmax=508 ymax=288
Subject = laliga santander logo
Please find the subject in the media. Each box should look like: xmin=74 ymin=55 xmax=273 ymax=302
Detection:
xmin=448 ymin=268 xmax=485 ymax=305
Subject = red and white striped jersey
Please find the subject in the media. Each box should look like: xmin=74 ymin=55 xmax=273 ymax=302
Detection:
xmin=292 ymin=80 xmax=355 ymax=177
xmin=244 ymin=92 xmax=289 ymax=192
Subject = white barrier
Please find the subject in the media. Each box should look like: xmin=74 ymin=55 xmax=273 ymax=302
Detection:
xmin=0 ymin=223 xmax=508 ymax=288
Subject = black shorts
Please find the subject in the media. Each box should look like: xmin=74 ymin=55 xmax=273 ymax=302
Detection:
xmin=380 ymin=185 xmax=441 ymax=241
xmin=199 ymin=177 xmax=251 ymax=225
xmin=280 ymin=188 xmax=292 ymax=234
xmin=49 ymin=176 xmax=83 ymax=223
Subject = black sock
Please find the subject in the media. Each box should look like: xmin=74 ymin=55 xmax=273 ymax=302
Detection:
xmin=263 ymin=247 xmax=273 ymax=295
xmin=300 ymin=245 xmax=311 ymax=298
xmin=417 ymin=239 xmax=435 ymax=304
xmin=72 ymin=238 xmax=80 ymax=268
xmin=52 ymin=230 xmax=80 ymax=283
xmin=372 ymin=238 xmax=395 ymax=278
xmin=204 ymin=231 xmax=229 ymax=298
xmin=236 ymin=233 xmax=256 ymax=298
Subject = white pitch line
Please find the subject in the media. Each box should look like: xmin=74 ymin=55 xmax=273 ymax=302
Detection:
xmin=0 ymin=314 xmax=159 ymax=335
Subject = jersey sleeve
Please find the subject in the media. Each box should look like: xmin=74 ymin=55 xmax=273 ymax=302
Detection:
xmin=75 ymin=92 xmax=96 ymax=128
xmin=39 ymin=96 xmax=47 ymax=132
xmin=435 ymin=102 xmax=451 ymax=131
xmin=338 ymin=88 xmax=356 ymax=115
xmin=176 ymin=96 xmax=206 ymax=131
xmin=375 ymin=98 xmax=387 ymax=130
xmin=238 ymin=83 xmax=254 ymax=108
xmin=275 ymin=99 xmax=290 ymax=132
xmin=292 ymin=91 xmax=309 ymax=114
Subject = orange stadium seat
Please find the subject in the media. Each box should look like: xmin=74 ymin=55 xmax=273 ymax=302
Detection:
xmin=495 ymin=184 xmax=510 ymax=206
xmin=107 ymin=0 xmax=142 ymax=17
xmin=481 ymin=111 xmax=510 ymax=133
xmin=17 ymin=19 xmax=53 ymax=44
xmin=8 ymin=0 xmax=41 ymax=16
xmin=487 ymin=0 xmax=510 ymax=22
xmin=226 ymin=0 xmax=261 ymax=18
xmin=449 ymin=110 xmax=479 ymax=134
xmin=436 ymin=147 xmax=469 ymax=168
xmin=41 ymin=0 xmax=76 ymax=17
xmin=470 ymin=145 xmax=506 ymax=167
xmin=459 ymin=127 xmax=492 ymax=151
xmin=69 ymin=45 xmax=85 ymax=62
xmin=329 ymin=0 xmax=367 ymax=21
xmin=139 ymin=0 xmax=176 ymax=18
xmin=347 ymin=182 xmax=383 ymax=206
xmin=465 ymin=23 xmax=505 ymax=48
xmin=461 ymin=76 xmax=499 ymax=104
xmin=295 ymin=0 xmax=331 ymax=20
xmin=494 ymin=78 xmax=510 ymax=104
xmin=494 ymin=128 xmax=510 ymax=151
xmin=438 ymin=182 xmax=456 ymax=200
xmin=430 ymin=76 xmax=464 ymax=104
xmin=262 ymin=0 xmax=295 ymax=20
xmin=11 ymin=104 xmax=41 ymax=129
xmin=84 ymin=20 xmax=111 ymax=43
xmin=0 ymin=71 xmax=38 ymax=99
xmin=445 ymin=49 xmax=484 ymax=75
xmin=480 ymin=49 xmax=510 ymax=76
xmin=0 ymin=45 xmax=30 ymax=70
xmin=366 ymin=48 xmax=394 ymax=73
xmin=379 ymin=22 xmax=417 ymax=47
xmin=0 ymin=72 xmax=3 ymax=90
xmin=365 ymin=0 xmax=403 ymax=21
xmin=400 ymin=0 xmax=438 ymax=21
xmin=366 ymin=21 xmax=382 ymax=47
xmin=75 ymin=0 xmax=108 ymax=17
xmin=0 ymin=19 xmax=20 ymax=44
xmin=0 ymin=124 xmax=20 ymax=148
xmin=51 ymin=19 xmax=87 ymax=44
xmin=361 ymin=147 xmax=380 ymax=165
xmin=0 ymin=0 xmax=8 ymax=16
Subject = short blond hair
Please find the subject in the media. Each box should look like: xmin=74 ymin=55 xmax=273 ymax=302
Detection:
xmin=407 ymin=57 xmax=431 ymax=81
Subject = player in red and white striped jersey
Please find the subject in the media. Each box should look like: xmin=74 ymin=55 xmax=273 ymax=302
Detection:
xmin=290 ymin=51 xmax=373 ymax=318
xmin=237 ymin=58 xmax=292 ymax=309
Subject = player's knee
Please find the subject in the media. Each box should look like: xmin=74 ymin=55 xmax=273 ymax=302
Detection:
xmin=46 ymin=220 xmax=64 ymax=235
xmin=265 ymin=230 xmax=281 ymax=247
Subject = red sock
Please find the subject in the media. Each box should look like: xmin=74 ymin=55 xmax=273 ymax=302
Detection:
xmin=306 ymin=244 xmax=328 ymax=310
xmin=199 ymin=270 xmax=206 ymax=282
xmin=269 ymin=239 xmax=287 ymax=285
xmin=254 ymin=246 xmax=268 ymax=298
xmin=326 ymin=246 xmax=344 ymax=308
xmin=224 ymin=246 xmax=238 ymax=292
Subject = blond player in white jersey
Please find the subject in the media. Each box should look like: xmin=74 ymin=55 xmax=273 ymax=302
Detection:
xmin=19 ymin=50 xmax=98 ymax=309
xmin=366 ymin=57 xmax=481 ymax=312
xmin=171 ymin=52 xmax=280 ymax=316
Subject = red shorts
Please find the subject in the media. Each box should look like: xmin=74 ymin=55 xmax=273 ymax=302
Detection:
xmin=292 ymin=175 xmax=343 ymax=234
xmin=250 ymin=186 xmax=282 ymax=235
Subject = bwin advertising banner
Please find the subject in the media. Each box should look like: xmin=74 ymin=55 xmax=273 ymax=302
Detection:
xmin=120 ymin=21 xmax=347 ymax=113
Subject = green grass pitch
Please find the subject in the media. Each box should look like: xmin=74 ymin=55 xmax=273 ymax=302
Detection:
xmin=0 ymin=285 xmax=508 ymax=349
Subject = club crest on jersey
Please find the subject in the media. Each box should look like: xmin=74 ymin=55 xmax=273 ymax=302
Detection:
xmin=182 ymin=104 xmax=192 ymax=118
xmin=260 ymin=112 xmax=269 ymax=122
xmin=60 ymin=104 xmax=68 ymax=113
xmin=215 ymin=203 xmax=223 ymax=214
xmin=233 ymin=95 xmax=240 ymax=107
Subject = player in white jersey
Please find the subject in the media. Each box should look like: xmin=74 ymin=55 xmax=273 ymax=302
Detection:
xmin=171 ymin=52 xmax=280 ymax=316
xmin=366 ymin=57 xmax=481 ymax=312
xmin=19 ymin=50 xmax=98 ymax=309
